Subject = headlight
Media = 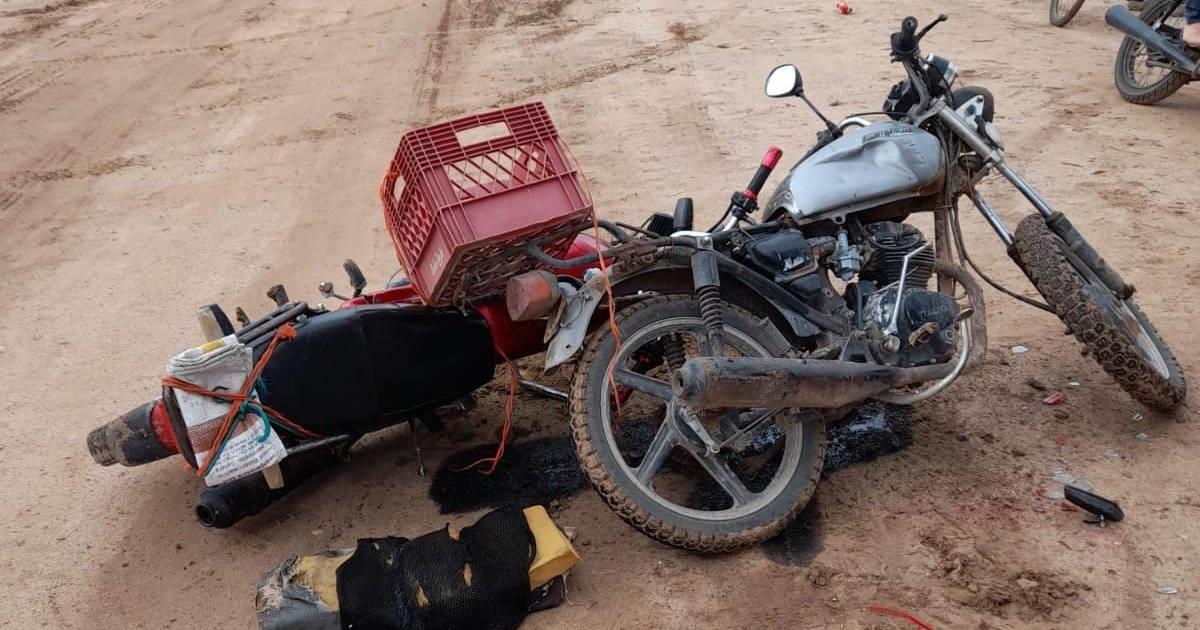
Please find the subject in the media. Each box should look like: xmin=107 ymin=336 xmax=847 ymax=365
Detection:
xmin=926 ymin=55 xmax=957 ymax=87
xmin=943 ymin=60 xmax=958 ymax=86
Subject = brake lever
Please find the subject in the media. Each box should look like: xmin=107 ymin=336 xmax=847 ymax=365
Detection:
xmin=916 ymin=13 xmax=948 ymax=42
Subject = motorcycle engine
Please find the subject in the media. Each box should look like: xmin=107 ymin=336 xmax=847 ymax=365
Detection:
xmin=862 ymin=286 xmax=959 ymax=367
xmin=855 ymin=222 xmax=959 ymax=367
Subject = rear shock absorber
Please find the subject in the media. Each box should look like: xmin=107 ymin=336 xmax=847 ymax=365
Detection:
xmin=698 ymin=285 xmax=725 ymax=355
xmin=692 ymin=251 xmax=724 ymax=356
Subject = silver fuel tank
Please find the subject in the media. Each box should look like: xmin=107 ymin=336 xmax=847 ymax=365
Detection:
xmin=765 ymin=121 xmax=944 ymax=224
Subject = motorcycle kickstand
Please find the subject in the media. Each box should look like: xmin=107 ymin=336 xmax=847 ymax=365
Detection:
xmin=518 ymin=378 xmax=568 ymax=402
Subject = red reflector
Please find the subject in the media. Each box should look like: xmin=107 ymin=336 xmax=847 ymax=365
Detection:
xmin=149 ymin=399 xmax=179 ymax=453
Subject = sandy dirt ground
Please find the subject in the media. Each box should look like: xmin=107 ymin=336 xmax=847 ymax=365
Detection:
xmin=1 ymin=0 xmax=1199 ymax=627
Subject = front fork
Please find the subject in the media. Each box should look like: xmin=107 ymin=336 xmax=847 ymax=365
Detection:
xmin=935 ymin=104 xmax=1135 ymax=299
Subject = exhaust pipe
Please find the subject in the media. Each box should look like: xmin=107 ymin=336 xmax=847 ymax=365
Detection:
xmin=672 ymin=357 xmax=956 ymax=409
xmin=1106 ymin=5 xmax=1199 ymax=76
xmin=86 ymin=399 xmax=178 ymax=467
xmin=195 ymin=447 xmax=343 ymax=528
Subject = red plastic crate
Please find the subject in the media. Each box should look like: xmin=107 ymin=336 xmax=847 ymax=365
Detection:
xmin=380 ymin=102 xmax=594 ymax=307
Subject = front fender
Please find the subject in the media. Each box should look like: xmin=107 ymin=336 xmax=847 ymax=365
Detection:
xmin=543 ymin=254 xmax=837 ymax=370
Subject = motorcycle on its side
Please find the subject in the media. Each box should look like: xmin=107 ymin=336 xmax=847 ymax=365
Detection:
xmin=510 ymin=14 xmax=1187 ymax=552
xmin=85 ymin=100 xmax=612 ymax=529
xmin=1106 ymin=0 xmax=1199 ymax=104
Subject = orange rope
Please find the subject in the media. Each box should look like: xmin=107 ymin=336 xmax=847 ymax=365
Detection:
xmin=592 ymin=212 xmax=625 ymax=420
xmin=868 ymin=605 xmax=934 ymax=630
xmin=454 ymin=345 xmax=519 ymax=475
xmin=562 ymin=142 xmax=624 ymax=419
xmin=455 ymin=143 xmax=625 ymax=476
xmin=161 ymin=323 xmax=319 ymax=478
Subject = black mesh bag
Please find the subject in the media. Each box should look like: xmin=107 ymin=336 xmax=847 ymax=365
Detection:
xmin=336 ymin=508 xmax=535 ymax=630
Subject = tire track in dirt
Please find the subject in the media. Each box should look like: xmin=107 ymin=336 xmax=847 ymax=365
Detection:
xmin=490 ymin=39 xmax=698 ymax=107
xmin=0 ymin=0 xmax=113 ymax=111
xmin=0 ymin=62 xmax=70 ymax=111
xmin=2 ymin=155 xmax=145 ymax=188
xmin=416 ymin=0 xmax=454 ymax=117
xmin=416 ymin=0 xmax=518 ymax=118
xmin=0 ymin=4 xmax=406 ymax=69
xmin=0 ymin=0 xmax=103 ymax=18
xmin=0 ymin=3 xmax=600 ymax=72
xmin=0 ymin=0 xmax=107 ymax=53
xmin=455 ymin=8 xmax=735 ymax=113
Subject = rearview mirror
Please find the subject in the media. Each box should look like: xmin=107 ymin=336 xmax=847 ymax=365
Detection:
xmin=765 ymin=64 xmax=803 ymax=98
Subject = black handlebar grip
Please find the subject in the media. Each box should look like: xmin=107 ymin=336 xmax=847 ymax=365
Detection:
xmin=673 ymin=197 xmax=694 ymax=232
xmin=892 ymin=16 xmax=919 ymax=57
xmin=744 ymin=146 xmax=783 ymax=200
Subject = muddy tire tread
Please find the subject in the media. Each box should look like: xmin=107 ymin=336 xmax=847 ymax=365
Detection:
xmin=1013 ymin=215 xmax=1186 ymax=410
xmin=567 ymin=294 xmax=827 ymax=553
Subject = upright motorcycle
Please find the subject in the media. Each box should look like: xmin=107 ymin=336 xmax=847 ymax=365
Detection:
xmin=513 ymin=14 xmax=1186 ymax=552
xmin=1106 ymin=0 xmax=1199 ymax=104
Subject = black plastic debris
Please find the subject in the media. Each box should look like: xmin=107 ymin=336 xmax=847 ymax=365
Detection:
xmin=1065 ymin=485 xmax=1124 ymax=525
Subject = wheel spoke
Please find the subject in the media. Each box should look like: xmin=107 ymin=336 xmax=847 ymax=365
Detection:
xmin=692 ymin=451 xmax=754 ymax=507
xmin=613 ymin=368 xmax=673 ymax=400
xmin=634 ymin=421 xmax=677 ymax=485
xmin=717 ymin=409 xmax=782 ymax=449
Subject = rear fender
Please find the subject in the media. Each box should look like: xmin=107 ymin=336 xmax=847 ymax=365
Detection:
xmin=544 ymin=256 xmax=833 ymax=370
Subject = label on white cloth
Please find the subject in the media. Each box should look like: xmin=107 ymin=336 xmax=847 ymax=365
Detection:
xmin=167 ymin=335 xmax=287 ymax=487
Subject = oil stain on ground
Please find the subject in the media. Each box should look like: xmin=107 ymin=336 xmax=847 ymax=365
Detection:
xmin=823 ymin=401 xmax=913 ymax=473
xmin=429 ymin=436 xmax=585 ymax=514
xmin=763 ymin=401 xmax=913 ymax=567
xmin=430 ymin=401 xmax=913 ymax=566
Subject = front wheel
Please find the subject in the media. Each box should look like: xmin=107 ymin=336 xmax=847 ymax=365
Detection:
xmin=1013 ymin=215 xmax=1186 ymax=411
xmin=568 ymin=294 xmax=827 ymax=552
xmin=1050 ymin=0 xmax=1087 ymax=27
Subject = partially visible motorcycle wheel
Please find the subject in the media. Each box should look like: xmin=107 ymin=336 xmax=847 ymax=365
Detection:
xmin=568 ymin=294 xmax=827 ymax=552
xmin=1013 ymin=215 xmax=1187 ymax=411
xmin=1113 ymin=0 xmax=1192 ymax=104
xmin=1050 ymin=0 xmax=1087 ymax=27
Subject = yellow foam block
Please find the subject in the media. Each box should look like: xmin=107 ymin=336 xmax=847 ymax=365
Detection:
xmin=290 ymin=551 xmax=351 ymax=610
xmin=523 ymin=505 xmax=580 ymax=589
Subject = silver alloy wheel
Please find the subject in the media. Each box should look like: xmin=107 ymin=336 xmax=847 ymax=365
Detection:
xmin=596 ymin=316 xmax=804 ymax=521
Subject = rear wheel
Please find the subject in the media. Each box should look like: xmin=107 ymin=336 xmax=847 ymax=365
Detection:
xmin=568 ymin=294 xmax=827 ymax=552
xmin=1114 ymin=0 xmax=1192 ymax=104
xmin=1050 ymin=0 xmax=1087 ymax=27
xmin=1013 ymin=215 xmax=1186 ymax=411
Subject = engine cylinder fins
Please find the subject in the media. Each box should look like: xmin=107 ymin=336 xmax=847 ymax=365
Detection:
xmin=862 ymin=222 xmax=936 ymax=288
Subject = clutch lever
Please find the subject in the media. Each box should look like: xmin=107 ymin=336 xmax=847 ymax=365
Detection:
xmin=916 ymin=13 xmax=948 ymax=42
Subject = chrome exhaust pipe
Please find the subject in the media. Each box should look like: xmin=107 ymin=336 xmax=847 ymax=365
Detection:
xmin=672 ymin=356 xmax=957 ymax=409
